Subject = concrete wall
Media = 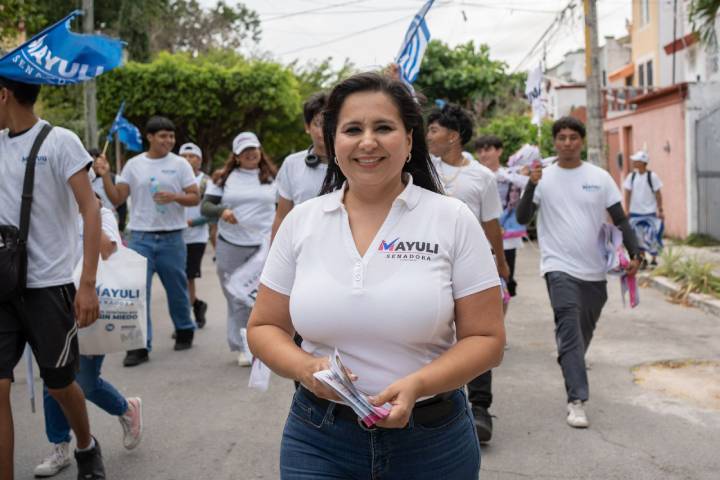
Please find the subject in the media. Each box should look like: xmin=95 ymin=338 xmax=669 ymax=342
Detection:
xmin=632 ymin=0 xmax=661 ymax=86
xmin=604 ymin=95 xmax=688 ymax=237
xmin=549 ymin=86 xmax=586 ymax=119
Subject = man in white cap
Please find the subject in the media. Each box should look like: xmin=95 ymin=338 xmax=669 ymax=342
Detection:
xmin=623 ymin=150 xmax=664 ymax=268
xmin=179 ymin=143 xmax=210 ymax=328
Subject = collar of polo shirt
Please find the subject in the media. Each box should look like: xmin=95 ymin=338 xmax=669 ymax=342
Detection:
xmin=321 ymin=174 xmax=422 ymax=213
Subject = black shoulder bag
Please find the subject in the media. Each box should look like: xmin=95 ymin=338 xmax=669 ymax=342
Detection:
xmin=0 ymin=123 xmax=53 ymax=301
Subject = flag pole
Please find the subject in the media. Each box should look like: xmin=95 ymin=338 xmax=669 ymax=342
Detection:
xmin=101 ymin=138 xmax=109 ymax=157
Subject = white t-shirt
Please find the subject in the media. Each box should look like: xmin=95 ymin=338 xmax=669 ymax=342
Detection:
xmin=205 ymin=168 xmax=277 ymax=246
xmin=91 ymin=175 xmax=116 ymax=213
xmin=276 ymin=150 xmax=328 ymax=205
xmin=495 ymin=167 xmax=530 ymax=250
xmin=184 ymin=172 xmax=210 ymax=244
xmin=432 ymin=156 xmax=502 ymax=222
xmin=623 ymin=171 xmax=663 ymax=215
xmin=76 ymin=207 xmax=122 ymax=265
xmin=0 ymin=120 xmax=92 ymax=288
xmin=260 ymin=178 xmax=500 ymax=396
xmin=533 ymin=162 xmax=623 ymax=281
xmin=117 ymin=152 xmax=196 ymax=232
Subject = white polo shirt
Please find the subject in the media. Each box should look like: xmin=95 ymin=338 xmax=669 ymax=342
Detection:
xmin=276 ymin=150 xmax=328 ymax=205
xmin=432 ymin=156 xmax=502 ymax=222
xmin=261 ymin=177 xmax=500 ymax=396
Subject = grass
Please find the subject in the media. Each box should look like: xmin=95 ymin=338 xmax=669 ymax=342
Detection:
xmin=652 ymin=248 xmax=720 ymax=302
xmin=678 ymin=233 xmax=720 ymax=247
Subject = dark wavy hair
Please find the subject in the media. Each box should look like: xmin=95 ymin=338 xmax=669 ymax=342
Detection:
xmin=213 ymin=146 xmax=277 ymax=187
xmin=320 ymin=72 xmax=442 ymax=195
xmin=427 ymin=103 xmax=474 ymax=145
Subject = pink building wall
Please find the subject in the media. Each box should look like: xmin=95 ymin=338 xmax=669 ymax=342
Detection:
xmin=604 ymin=93 xmax=688 ymax=238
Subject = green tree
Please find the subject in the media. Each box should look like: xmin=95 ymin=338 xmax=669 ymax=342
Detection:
xmin=415 ymin=40 xmax=527 ymax=118
xmin=93 ymin=52 xmax=301 ymax=169
xmin=689 ymin=0 xmax=720 ymax=45
xmin=480 ymin=115 xmax=554 ymax=164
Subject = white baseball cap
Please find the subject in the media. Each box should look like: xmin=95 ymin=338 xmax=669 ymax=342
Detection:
xmin=179 ymin=142 xmax=202 ymax=159
xmin=630 ymin=150 xmax=649 ymax=163
xmin=232 ymin=132 xmax=261 ymax=155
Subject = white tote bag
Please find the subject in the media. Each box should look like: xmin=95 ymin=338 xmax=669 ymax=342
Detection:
xmin=73 ymin=247 xmax=148 ymax=355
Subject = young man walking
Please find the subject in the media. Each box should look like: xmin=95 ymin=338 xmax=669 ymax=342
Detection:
xmin=623 ymin=150 xmax=664 ymax=268
xmin=179 ymin=143 xmax=210 ymax=328
xmin=426 ymin=103 xmax=509 ymax=444
xmin=101 ymin=117 xmax=200 ymax=366
xmin=271 ymin=92 xmax=328 ymax=240
xmin=0 ymin=78 xmax=106 ymax=479
xmin=517 ymin=116 xmax=640 ymax=428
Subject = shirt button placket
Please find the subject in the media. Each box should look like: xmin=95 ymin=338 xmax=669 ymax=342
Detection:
xmin=352 ymin=261 xmax=363 ymax=289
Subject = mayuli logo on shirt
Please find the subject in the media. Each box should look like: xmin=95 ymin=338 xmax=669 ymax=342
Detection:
xmin=22 ymin=155 xmax=48 ymax=164
xmin=378 ymin=237 xmax=439 ymax=261
xmin=582 ymin=184 xmax=601 ymax=192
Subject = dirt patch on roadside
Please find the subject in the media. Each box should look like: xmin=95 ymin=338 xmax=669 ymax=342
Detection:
xmin=632 ymin=360 xmax=720 ymax=410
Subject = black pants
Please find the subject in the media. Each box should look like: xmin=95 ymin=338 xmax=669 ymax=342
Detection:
xmin=504 ymin=248 xmax=517 ymax=297
xmin=467 ymin=370 xmax=492 ymax=409
xmin=545 ymin=271 xmax=607 ymax=402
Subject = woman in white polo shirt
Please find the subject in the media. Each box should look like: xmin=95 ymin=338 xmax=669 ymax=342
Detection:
xmin=248 ymin=73 xmax=505 ymax=479
xmin=201 ymin=132 xmax=277 ymax=366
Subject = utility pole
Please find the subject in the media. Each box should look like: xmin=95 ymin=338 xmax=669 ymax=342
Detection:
xmin=583 ymin=0 xmax=605 ymax=168
xmin=672 ymin=0 xmax=678 ymax=84
xmin=83 ymin=0 xmax=99 ymax=148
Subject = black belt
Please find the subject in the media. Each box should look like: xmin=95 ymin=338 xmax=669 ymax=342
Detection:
xmin=299 ymin=386 xmax=457 ymax=427
xmin=142 ymin=229 xmax=182 ymax=235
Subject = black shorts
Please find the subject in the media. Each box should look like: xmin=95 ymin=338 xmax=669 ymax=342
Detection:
xmin=0 ymin=284 xmax=79 ymax=389
xmin=186 ymin=243 xmax=207 ymax=279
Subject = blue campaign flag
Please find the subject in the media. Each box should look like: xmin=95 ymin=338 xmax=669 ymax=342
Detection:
xmin=395 ymin=0 xmax=435 ymax=85
xmin=0 ymin=10 xmax=123 ymax=85
xmin=108 ymin=102 xmax=143 ymax=152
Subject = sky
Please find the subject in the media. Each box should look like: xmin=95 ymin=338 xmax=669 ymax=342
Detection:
xmin=222 ymin=0 xmax=635 ymax=73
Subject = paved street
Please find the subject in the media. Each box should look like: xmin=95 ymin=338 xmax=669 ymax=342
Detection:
xmin=11 ymin=245 xmax=720 ymax=480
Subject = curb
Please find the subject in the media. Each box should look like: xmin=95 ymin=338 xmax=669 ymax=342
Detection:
xmin=639 ymin=273 xmax=720 ymax=317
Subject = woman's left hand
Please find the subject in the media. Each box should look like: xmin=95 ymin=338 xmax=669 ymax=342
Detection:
xmin=369 ymin=376 xmax=422 ymax=429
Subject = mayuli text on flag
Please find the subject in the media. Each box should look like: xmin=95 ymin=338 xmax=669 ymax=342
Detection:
xmin=0 ymin=10 xmax=123 ymax=85
xmin=395 ymin=0 xmax=435 ymax=86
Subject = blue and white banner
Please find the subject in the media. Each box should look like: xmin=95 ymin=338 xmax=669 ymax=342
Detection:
xmin=108 ymin=102 xmax=143 ymax=152
xmin=525 ymin=64 xmax=545 ymax=126
xmin=395 ymin=0 xmax=434 ymax=86
xmin=0 ymin=10 xmax=123 ymax=85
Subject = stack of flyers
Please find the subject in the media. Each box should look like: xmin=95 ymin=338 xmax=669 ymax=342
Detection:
xmin=313 ymin=349 xmax=393 ymax=427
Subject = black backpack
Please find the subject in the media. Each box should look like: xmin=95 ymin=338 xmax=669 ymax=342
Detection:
xmin=630 ymin=170 xmax=655 ymax=193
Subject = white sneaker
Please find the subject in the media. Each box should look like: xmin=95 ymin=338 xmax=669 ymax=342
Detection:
xmin=119 ymin=397 xmax=143 ymax=450
xmin=34 ymin=442 xmax=72 ymax=477
xmin=566 ymin=400 xmax=590 ymax=428
xmin=237 ymin=352 xmax=251 ymax=367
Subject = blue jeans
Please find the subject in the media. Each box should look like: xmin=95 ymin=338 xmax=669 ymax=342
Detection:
xmin=129 ymin=230 xmax=196 ymax=351
xmin=280 ymin=388 xmax=480 ymax=479
xmin=43 ymin=355 xmax=128 ymax=444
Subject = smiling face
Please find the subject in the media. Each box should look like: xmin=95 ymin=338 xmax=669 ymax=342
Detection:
xmin=236 ymin=146 xmax=262 ymax=170
xmin=334 ymin=91 xmax=412 ymax=192
xmin=147 ymin=130 xmax=175 ymax=157
xmin=181 ymin=153 xmax=202 ymax=172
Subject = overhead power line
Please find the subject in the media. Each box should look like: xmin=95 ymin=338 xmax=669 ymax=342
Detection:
xmin=261 ymin=0 xmax=372 ymax=22
xmin=512 ymin=0 xmax=577 ymax=72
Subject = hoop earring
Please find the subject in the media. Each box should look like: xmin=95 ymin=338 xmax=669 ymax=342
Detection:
xmin=406 ymin=153 xmax=412 ymax=164
xmin=333 ymin=156 xmax=339 ymax=165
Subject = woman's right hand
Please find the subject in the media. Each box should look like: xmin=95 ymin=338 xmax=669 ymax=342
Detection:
xmin=298 ymin=356 xmax=343 ymax=402
xmin=221 ymin=209 xmax=238 ymax=224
